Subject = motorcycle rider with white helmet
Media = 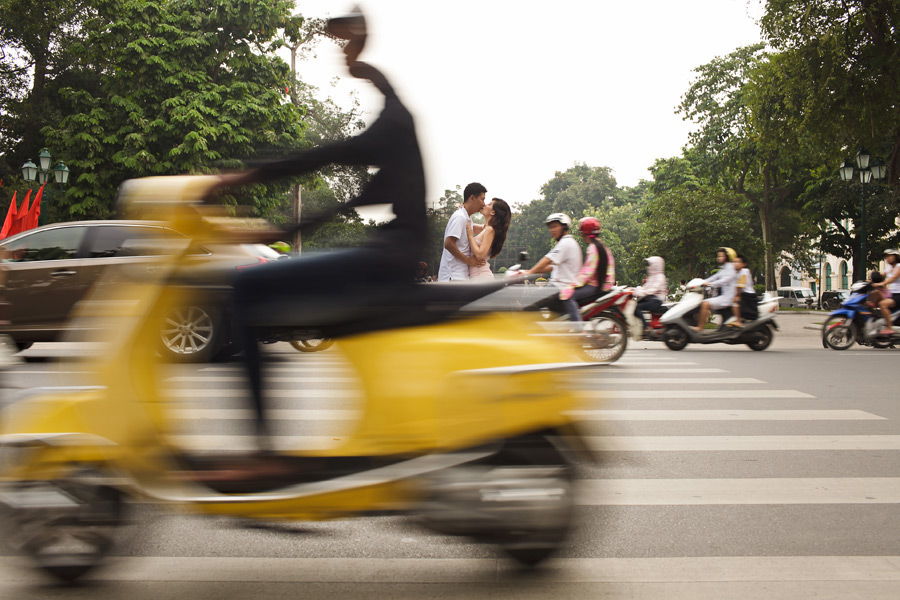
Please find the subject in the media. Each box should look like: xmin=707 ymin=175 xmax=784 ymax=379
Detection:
xmin=525 ymin=213 xmax=583 ymax=289
xmin=694 ymin=247 xmax=738 ymax=333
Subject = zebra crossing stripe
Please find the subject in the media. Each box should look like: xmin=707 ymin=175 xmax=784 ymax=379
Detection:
xmin=166 ymin=408 xmax=882 ymax=422
xmin=163 ymin=434 xmax=900 ymax=453
xmin=576 ymin=477 xmax=900 ymax=504
xmin=2 ymin=556 xmax=898 ymax=584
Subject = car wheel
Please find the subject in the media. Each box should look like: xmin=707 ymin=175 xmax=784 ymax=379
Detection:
xmin=158 ymin=305 xmax=222 ymax=363
xmin=290 ymin=338 xmax=335 ymax=353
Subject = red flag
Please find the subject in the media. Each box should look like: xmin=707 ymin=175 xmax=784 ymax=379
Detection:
xmin=9 ymin=189 xmax=31 ymax=237
xmin=0 ymin=191 xmax=18 ymax=240
xmin=26 ymin=185 xmax=43 ymax=231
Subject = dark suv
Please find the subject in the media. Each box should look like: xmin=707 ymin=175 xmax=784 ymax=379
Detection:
xmin=821 ymin=289 xmax=850 ymax=311
xmin=0 ymin=221 xmax=279 ymax=361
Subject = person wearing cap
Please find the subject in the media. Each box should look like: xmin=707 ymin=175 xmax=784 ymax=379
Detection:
xmin=525 ymin=213 xmax=583 ymax=288
xmin=694 ymin=247 xmax=738 ymax=333
xmin=870 ymin=249 xmax=900 ymax=335
xmin=204 ymin=9 xmax=427 ymax=448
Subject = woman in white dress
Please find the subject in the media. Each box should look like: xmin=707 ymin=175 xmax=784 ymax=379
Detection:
xmin=465 ymin=198 xmax=511 ymax=280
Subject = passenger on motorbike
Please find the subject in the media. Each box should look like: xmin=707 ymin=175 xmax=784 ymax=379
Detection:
xmin=869 ymin=248 xmax=900 ymax=335
xmin=555 ymin=217 xmax=615 ymax=322
xmin=729 ymin=253 xmax=757 ymax=327
xmin=632 ymin=256 xmax=666 ymax=328
xmin=695 ymin=247 xmax=738 ymax=333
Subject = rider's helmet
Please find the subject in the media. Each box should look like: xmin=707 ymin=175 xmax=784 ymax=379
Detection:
xmin=884 ymin=248 xmax=900 ymax=257
xmin=269 ymin=241 xmax=291 ymax=254
xmin=544 ymin=213 xmax=572 ymax=230
xmin=578 ymin=217 xmax=601 ymax=238
xmin=717 ymin=247 xmax=737 ymax=262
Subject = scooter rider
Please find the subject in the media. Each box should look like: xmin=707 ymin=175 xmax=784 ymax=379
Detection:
xmin=695 ymin=247 xmax=738 ymax=333
xmin=204 ymin=9 xmax=426 ymax=450
xmin=633 ymin=256 xmax=667 ymax=328
xmin=525 ymin=213 xmax=583 ymax=290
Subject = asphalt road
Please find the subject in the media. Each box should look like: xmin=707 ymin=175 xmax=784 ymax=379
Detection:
xmin=1 ymin=312 xmax=899 ymax=599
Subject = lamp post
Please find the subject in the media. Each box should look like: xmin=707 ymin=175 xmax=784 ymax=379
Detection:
xmin=839 ymin=148 xmax=885 ymax=278
xmin=21 ymin=148 xmax=70 ymax=186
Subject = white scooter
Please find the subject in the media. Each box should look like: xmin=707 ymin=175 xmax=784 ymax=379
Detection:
xmin=658 ymin=278 xmax=779 ymax=351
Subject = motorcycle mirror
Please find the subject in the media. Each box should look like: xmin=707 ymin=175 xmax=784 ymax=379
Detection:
xmin=517 ymin=251 xmax=529 ymax=262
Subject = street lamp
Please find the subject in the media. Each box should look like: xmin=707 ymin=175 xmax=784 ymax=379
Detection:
xmin=839 ymin=148 xmax=886 ymax=277
xmin=21 ymin=149 xmax=70 ymax=186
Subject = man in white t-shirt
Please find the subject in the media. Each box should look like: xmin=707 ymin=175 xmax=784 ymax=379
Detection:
xmin=437 ymin=182 xmax=487 ymax=281
xmin=524 ymin=213 xmax=582 ymax=286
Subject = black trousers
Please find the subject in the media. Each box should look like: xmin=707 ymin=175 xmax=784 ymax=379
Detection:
xmin=232 ymin=247 xmax=416 ymax=443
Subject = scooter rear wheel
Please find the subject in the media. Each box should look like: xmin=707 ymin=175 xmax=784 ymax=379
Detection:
xmin=745 ymin=324 xmax=774 ymax=351
xmin=663 ymin=326 xmax=689 ymax=351
xmin=822 ymin=316 xmax=855 ymax=350
xmin=582 ymin=313 xmax=627 ymax=362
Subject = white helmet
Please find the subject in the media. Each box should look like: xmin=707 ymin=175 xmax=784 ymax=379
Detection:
xmin=544 ymin=213 xmax=572 ymax=229
xmin=884 ymin=248 xmax=900 ymax=257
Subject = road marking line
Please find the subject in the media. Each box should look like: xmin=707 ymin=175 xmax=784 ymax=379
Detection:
xmin=2 ymin=556 xmax=899 ymax=584
xmin=582 ymin=435 xmax=900 ymax=451
xmin=579 ymin=377 xmax=763 ymax=384
xmin=594 ymin=390 xmax=814 ymax=399
xmin=163 ymin=434 xmax=900 ymax=453
xmin=567 ymin=409 xmax=884 ymax=421
xmin=167 ymin=408 xmax=882 ymax=422
xmin=603 ymin=368 xmax=726 ymax=373
xmin=162 ymin=388 xmax=812 ymax=400
xmin=576 ymin=478 xmax=900 ymax=504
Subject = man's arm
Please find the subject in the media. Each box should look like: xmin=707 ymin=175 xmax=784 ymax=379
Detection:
xmin=526 ymin=256 xmax=553 ymax=275
xmin=444 ymin=237 xmax=482 ymax=266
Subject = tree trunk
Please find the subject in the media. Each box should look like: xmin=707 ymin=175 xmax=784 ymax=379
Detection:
xmin=759 ymin=168 xmax=775 ymax=291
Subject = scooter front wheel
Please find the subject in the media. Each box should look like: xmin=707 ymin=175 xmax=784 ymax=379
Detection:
xmin=663 ymin=326 xmax=689 ymax=351
xmin=822 ymin=316 xmax=856 ymax=350
xmin=1 ymin=478 xmax=128 ymax=583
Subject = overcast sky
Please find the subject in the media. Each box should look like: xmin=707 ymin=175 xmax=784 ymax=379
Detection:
xmin=292 ymin=1 xmax=764 ymax=214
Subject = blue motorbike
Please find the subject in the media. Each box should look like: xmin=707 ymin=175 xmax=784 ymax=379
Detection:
xmin=822 ymin=280 xmax=900 ymax=350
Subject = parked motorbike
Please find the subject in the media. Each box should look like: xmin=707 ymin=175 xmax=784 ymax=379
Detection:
xmin=0 ymin=176 xmax=594 ymax=583
xmin=822 ymin=280 xmax=900 ymax=350
xmin=656 ymin=278 xmax=779 ymax=351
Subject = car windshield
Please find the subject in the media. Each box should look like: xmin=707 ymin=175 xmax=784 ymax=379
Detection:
xmin=799 ymin=289 xmax=814 ymax=297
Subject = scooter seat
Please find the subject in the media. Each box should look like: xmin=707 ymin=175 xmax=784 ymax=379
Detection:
xmin=255 ymin=279 xmax=513 ymax=339
xmin=653 ymin=305 xmax=669 ymax=315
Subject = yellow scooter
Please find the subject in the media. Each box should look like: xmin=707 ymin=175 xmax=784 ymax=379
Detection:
xmin=0 ymin=176 xmax=595 ymax=583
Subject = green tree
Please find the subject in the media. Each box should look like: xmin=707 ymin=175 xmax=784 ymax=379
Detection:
xmin=679 ymin=44 xmax=813 ymax=290
xmin=634 ymin=188 xmax=764 ymax=285
xmin=39 ymin=0 xmax=306 ymax=221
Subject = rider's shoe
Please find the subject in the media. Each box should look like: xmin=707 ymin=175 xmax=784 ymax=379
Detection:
xmin=726 ymin=322 xmax=743 ymax=328
xmin=879 ymin=328 xmax=894 ymax=336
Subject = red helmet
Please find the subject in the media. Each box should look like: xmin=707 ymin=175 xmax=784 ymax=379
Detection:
xmin=579 ymin=217 xmax=601 ymax=237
